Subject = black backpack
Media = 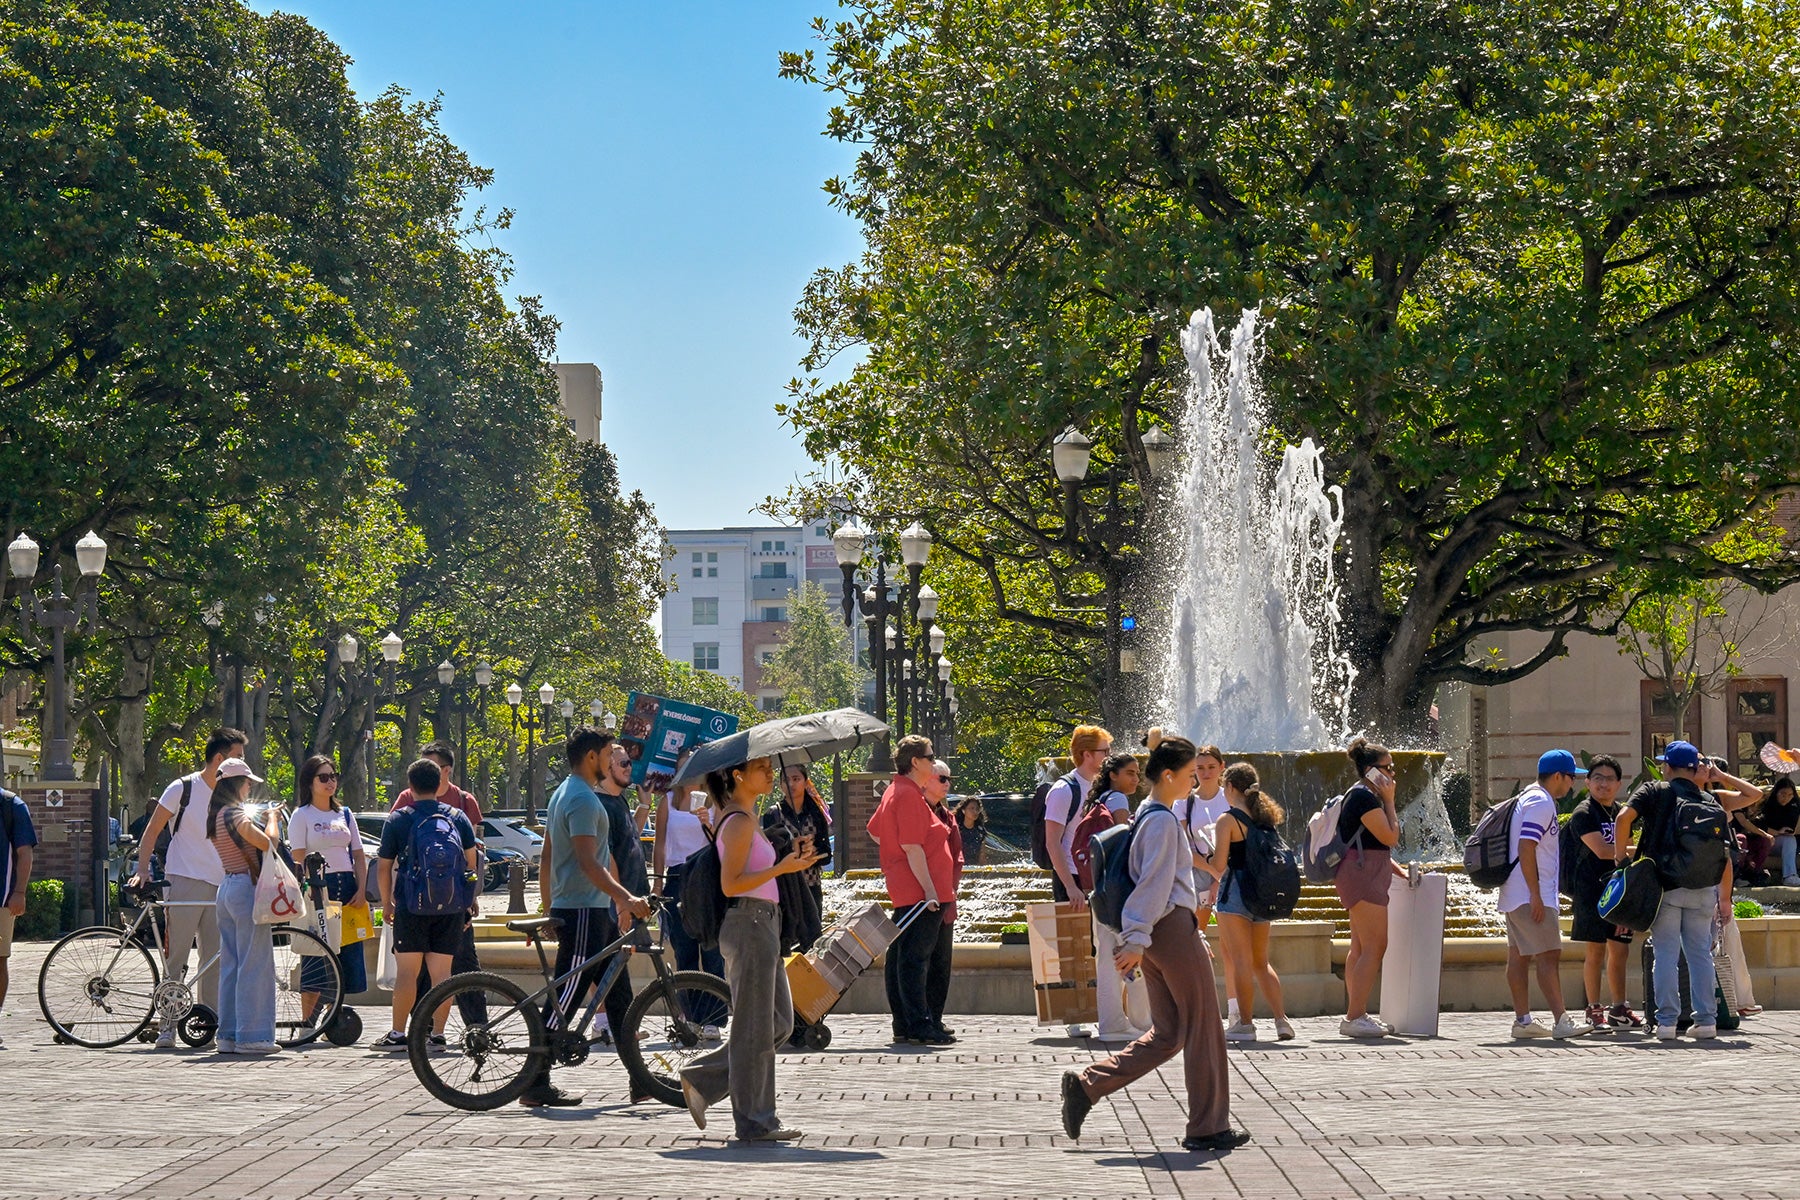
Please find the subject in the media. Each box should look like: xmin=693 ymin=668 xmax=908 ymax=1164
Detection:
xmin=1028 ymin=772 xmax=1083 ymax=872
xmin=679 ymin=810 xmax=745 ymax=951
xmin=1090 ymin=802 xmax=1173 ymax=931
xmin=1656 ymin=784 xmax=1730 ymax=890
xmin=154 ymin=775 xmax=197 ymax=861
xmin=1556 ymin=814 xmax=1583 ymax=898
xmin=1463 ymin=794 xmax=1523 ymax=889
xmin=1225 ymin=809 xmax=1302 ymax=921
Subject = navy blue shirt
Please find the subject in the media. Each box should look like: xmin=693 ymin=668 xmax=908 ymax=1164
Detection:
xmin=2 ymin=791 xmax=37 ymax=900
xmin=377 ymin=799 xmax=477 ymax=864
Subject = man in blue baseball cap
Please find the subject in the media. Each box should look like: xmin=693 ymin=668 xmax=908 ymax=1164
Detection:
xmin=1497 ymin=750 xmax=1592 ymax=1040
xmin=1615 ymin=741 xmax=1763 ymax=1039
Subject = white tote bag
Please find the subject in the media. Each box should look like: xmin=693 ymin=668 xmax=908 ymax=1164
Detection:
xmin=253 ymin=853 xmax=306 ymax=925
xmin=374 ymin=923 xmax=397 ymax=991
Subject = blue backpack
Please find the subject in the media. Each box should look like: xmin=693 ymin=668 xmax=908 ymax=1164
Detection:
xmin=400 ymin=801 xmax=473 ymax=915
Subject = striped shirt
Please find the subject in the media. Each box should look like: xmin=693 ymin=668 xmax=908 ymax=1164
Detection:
xmin=1497 ymin=784 xmax=1559 ymax=914
xmin=209 ymin=806 xmax=258 ymax=875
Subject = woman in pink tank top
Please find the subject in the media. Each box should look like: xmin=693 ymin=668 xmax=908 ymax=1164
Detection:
xmin=677 ymin=755 xmax=825 ymax=1142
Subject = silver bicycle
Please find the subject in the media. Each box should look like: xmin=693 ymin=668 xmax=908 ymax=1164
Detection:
xmin=37 ymin=878 xmax=349 ymax=1048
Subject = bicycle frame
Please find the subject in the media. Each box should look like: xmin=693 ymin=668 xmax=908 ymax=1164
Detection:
xmin=492 ymin=913 xmax=685 ymax=1049
xmin=121 ymin=897 xmax=223 ymax=997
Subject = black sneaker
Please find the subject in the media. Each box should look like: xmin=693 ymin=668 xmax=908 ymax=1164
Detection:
xmin=1181 ymin=1128 xmax=1252 ymax=1153
xmin=926 ymin=1026 xmax=958 ymax=1044
xmin=370 ymin=1030 xmax=408 ymax=1051
xmin=1060 ymin=1071 xmax=1093 ymax=1140
xmin=518 ymin=1084 xmax=584 ymax=1108
xmin=427 ymin=1034 xmax=447 ymax=1049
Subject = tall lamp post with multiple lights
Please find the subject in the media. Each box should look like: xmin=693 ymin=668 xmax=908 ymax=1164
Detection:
xmin=7 ymin=531 xmax=108 ymax=780
xmin=507 ymin=681 xmax=554 ymax=821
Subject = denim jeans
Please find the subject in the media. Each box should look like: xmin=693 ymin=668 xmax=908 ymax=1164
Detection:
xmin=216 ymin=872 xmax=275 ymax=1044
xmin=1650 ymin=885 xmax=1718 ymax=1028
xmin=1774 ymin=834 xmax=1797 ymax=881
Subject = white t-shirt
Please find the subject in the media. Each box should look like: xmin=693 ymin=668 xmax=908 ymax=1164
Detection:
xmin=1179 ymin=790 xmax=1230 ymax=855
xmin=663 ymin=806 xmax=711 ymax=864
xmin=288 ymin=804 xmax=359 ymax=874
xmin=1045 ymin=773 xmax=1129 ymax=867
xmin=158 ymin=772 xmax=223 ymax=886
xmin=1497 ymin=784 xmax=1560 ymax=914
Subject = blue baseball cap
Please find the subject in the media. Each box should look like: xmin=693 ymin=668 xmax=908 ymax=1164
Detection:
xmin=1655 ymin=740 xmax=1702 ymax=768
xmin=1538 ymin=749 xmax=1588 ymax=777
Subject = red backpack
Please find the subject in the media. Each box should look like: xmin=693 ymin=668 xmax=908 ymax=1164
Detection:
xmin=1070 ymin=795 xmax=1119 ymax=893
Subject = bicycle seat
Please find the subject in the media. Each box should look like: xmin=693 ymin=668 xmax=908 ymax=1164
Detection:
xmin=507 ymin=916 xmax=563 ymax=939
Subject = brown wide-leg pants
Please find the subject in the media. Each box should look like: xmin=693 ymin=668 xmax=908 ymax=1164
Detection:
xmin=1077 ymin=906 xmax=1230 ymax=1140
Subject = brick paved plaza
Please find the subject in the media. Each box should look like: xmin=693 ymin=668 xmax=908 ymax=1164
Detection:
xmin=4 ymin=943 xmax=1798 ymax=1200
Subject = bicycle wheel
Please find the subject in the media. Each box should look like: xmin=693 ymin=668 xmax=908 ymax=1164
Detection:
xmin=408 ymin=972 xmax=548 ymax=1111
xmin=273 ymin=927 xmax=343 ymax=1047
xmin=617 ymin=970 xmax=732 ymax=1107
xmin=38 ymin=926 xmax=161 ymax=1048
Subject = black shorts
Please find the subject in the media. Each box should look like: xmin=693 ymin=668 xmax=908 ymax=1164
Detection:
xmin=1570 ymin=893 xmax=1632 ymax=945
xmin=393 ymin=909 xmax=466 ymax=956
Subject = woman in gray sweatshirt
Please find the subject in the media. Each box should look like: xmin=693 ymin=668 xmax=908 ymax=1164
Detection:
xmin=1059 ymin=735 xmax=1249 ymax=1154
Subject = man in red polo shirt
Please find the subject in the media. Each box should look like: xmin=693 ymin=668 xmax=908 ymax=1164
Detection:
xmin=392 ymin=741 xmax=485 ymax=1011
xmin=868 ymin=735 xmax=957 ymax=1047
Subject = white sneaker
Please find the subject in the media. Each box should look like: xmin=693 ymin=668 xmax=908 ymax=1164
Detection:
xmin=154 ymin=1026 xmax=176 ymax=1049
xmin=1064 ymin=1024 xmax=1094 ymax=1039
xmin=215 ymin=1039 xmax=236 ymax=1054
xmin=700 ymin=1024 xmax=723 ymax=1043
xmin=1274 ymin=1018 xmax=1296 ymax=1041
xmin=1095 ymin=1025 xmax=1146 ymax=1042
xmin=1511 ymin=1016 xmax=1551 ymax=1039
xmin=1551 ymin=1014 xmax=1592 ymax=1039
xmin=1784 ymin=876 xmax=1800 ymax=887
xmin=1338 ymin=1016 xmax=1386 ymax=1039
xmin=236 ymin=1041 xmax=282 ymax=1054
xmin=1654 ymin=1024 xmax=1679 ymax=1041
xmin=1223 ymin=1021 xmax=1258 ymax=1042
xmin=1690 ymin=1022 xmax=1718 ymax=1039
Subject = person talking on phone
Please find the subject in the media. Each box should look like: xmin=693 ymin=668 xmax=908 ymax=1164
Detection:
xmin=1334 ymin=738 xmax=1406 ymax=1039
xmin=868 ymin=735 xmax=958 ymax=1047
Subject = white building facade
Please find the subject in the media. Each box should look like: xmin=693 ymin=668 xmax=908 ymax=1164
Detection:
xmin=661 ymin=519 xmax=852 ymax=712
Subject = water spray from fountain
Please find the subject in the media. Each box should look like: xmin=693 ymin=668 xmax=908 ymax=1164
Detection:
xmin=1157 ymin=307 xmax=1355 ymax=750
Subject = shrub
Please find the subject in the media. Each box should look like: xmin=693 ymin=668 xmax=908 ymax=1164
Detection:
xmin=1735 ymin=899 xmax=1765 ymax=920
xmin=18 ymin=879 xmax=65 ymax=940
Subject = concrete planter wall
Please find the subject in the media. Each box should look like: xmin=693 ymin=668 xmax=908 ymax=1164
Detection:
xmin=345 ymin=915 xmax=1800 ymax=1021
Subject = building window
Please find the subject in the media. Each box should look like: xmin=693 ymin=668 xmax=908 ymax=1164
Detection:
xmin=816 ymin=526 xmax=828 ymax=537
xmin=691 ymin=568 xmax=701 ymax=577
xmin=760 ymin=650 xmax=775 ymax=665
xmin=759 ymin=562 xmax=788 ymax=578
xmin=707 ymin=552 xmax=717 ymax=563
xmin=774 ymin=540 xmax=785 ymax=551
xmin=761 ymin=540 xmax=772 ymax=552
xmin=1640 ymin=680 xmax=1706 ymax=763
xmin=707 ymin=567 xmax=718 ymax=577
xmin=1727 ymin=677 xmax=1788 ymax=779
xmin=760 ymin=607 xmax=787 ymax=623
xmin=692 ymin=597 xmax=719 ymax=625
xmin=759 ymin=694 xmax=785 ymax=713
xmin=692 ymin=643 xmax=719 ymax=671
xmin=691 ymin=552 xmax=702 ymax=562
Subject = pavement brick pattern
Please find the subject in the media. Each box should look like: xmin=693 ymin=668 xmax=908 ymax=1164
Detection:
xmin=2 ymin=941 xmax=1797 ymax=1200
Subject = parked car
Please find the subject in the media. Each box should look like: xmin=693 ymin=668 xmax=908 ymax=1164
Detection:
xmin=484 ymin=846 xmax=527 ymax=893
xmin=480 ymin=817 xmax=543 ymax=872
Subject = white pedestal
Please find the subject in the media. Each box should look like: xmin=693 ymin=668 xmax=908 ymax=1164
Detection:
xmin=1380 ymin=871 xmax=1448 ymax=1036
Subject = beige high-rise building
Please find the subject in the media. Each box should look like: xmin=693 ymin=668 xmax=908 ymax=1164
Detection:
xmin=552 ymin=362 xmax=603 ymax=444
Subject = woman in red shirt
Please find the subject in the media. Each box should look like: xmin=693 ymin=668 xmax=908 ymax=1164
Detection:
xmin=867 ymin=735 xmax=956 ymax=1046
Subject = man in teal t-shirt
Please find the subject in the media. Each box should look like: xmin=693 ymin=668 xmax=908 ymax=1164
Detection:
xmin=525 ymin=727 xmax=650 ymax=1108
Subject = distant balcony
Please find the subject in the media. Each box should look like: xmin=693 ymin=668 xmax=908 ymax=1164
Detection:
xmin=752 ymin=577 xmax=798 ymax=601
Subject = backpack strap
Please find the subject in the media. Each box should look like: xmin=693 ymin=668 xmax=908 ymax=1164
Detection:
xmin=221 ymin=807 xmax=264 ymax=882
xmin=169 ymin=775 xmax=196 ymax=834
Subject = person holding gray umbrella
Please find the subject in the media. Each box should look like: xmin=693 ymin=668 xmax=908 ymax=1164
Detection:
xmin=678 ymin=754 xmax=825 ymax=1141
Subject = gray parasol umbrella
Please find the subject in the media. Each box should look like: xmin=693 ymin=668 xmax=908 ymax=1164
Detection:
xmin=672 ymin=707 xmax=890 ymax=784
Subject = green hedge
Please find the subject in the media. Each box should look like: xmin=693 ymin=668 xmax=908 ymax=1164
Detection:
xmin=17 ymin=879 xmax=65 ymax=940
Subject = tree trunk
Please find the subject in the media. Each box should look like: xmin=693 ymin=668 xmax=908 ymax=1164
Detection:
xmin=113 ymin=636 xmax=155 ymax=819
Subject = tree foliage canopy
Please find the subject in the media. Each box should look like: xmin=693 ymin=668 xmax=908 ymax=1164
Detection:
xmin=780 ymin=0 xmax=1800 ymax=737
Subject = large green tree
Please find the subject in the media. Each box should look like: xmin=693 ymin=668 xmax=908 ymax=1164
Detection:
xmin=781 ymin=0 xmax=1800 ymax=738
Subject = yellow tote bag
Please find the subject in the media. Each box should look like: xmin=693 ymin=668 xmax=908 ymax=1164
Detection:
xmin=339 ymin=899 xmax=377 ymax=945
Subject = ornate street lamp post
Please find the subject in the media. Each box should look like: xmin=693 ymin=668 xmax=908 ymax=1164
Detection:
xmin=8 ymin=531 xmax=108 ymax=779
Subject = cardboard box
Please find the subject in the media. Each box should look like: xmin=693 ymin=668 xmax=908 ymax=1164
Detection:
xmin=816 ymin=942 xmax=866 ymax=991
xmin=836 ymin=903 xmax=900 ymax=959
xmin=786 ymin=953 xmax=839 ymax=1025
xmin=1035 ymin=979 xmax=1099 ymax=1025
xmin=817 ymin=924 xmax=876 ymax=970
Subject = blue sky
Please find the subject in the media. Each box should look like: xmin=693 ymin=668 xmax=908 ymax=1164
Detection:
xmin=255 ymin=1 xmax=864 ymax=530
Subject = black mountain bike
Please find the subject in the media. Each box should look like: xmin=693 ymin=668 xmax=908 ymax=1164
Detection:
xmin=406 ymin=904 xmax=730 ymax=1110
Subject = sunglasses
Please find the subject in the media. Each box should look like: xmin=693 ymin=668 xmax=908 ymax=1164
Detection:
xmin=937 ymin=775 xmax=953 ymax=784
xmin=316 ymin=773 xmax=339 ymax=783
